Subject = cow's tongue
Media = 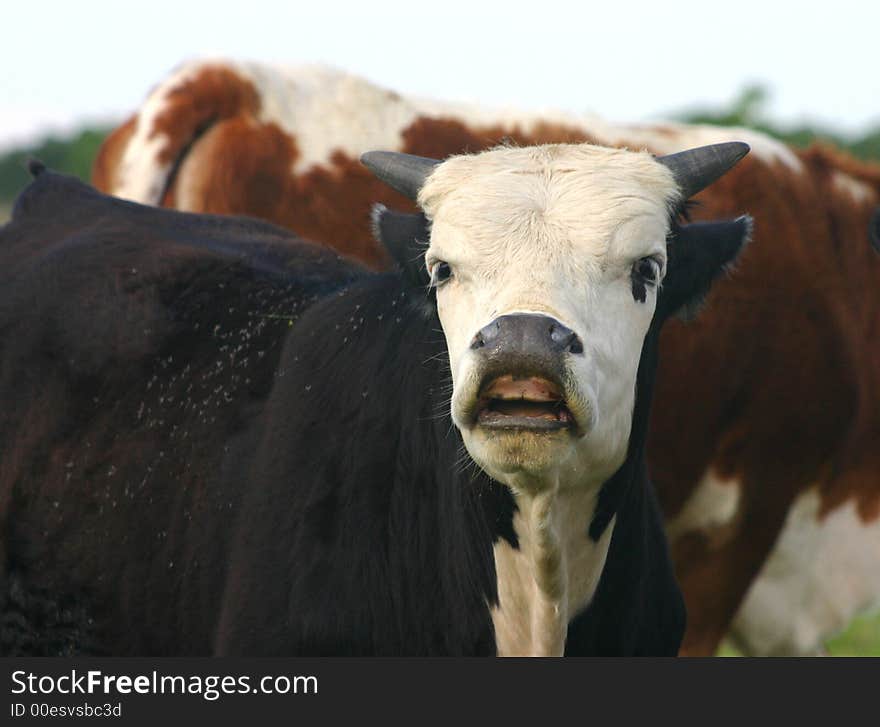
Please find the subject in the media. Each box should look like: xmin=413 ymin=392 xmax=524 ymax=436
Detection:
xmin=478 ymin=375 xmax=571 ymax=423
xmin=481 ymin=375 xmax=561 ymax=402
xmin=487 ymin=399 xmax=561 ymax=420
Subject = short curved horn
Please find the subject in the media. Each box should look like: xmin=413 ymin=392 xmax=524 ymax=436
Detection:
xmin=657 ymin=142 xmax=750 ymax=200
xmin=361 ymin=151 xmax=441 ymax=200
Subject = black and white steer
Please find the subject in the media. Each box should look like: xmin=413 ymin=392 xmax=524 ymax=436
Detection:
xmin=0 ymin=143 xmax=749 ymax=656
xmin=358 ymin=142 xmax=750 ymax=655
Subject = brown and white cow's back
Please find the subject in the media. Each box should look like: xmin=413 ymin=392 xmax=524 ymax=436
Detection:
xmin=94 ymin=59 xmax=880 ymax=655
xmin=94 ymin=60 xmax=792 ymax=269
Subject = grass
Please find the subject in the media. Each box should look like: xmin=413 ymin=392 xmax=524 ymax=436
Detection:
xmin=826 ymin=611 xmax=880 ymax=656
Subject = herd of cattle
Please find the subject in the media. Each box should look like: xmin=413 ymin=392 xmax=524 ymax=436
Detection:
xmin=2 ymin=60 xmax=879 ymax=656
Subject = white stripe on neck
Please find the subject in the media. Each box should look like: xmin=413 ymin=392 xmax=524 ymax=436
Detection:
xmin=491 ymin=485 xmax=615 ymax=656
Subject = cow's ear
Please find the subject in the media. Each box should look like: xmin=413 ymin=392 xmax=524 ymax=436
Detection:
xmin=657 ymin=216 xmax=752 ymax=321
xmin=371 ymin=203 xmax=431 ymax=286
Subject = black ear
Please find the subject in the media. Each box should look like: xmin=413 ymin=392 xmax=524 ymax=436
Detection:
xmin=870 ymin=207 xmax=880 ymax=254
xmin=27 ymin=158 xmax=47 ymax=177
xmin=657 ymin=216 xmax=752 ymax=321
xmin=370 ymin=203 xmax=431 ymax=286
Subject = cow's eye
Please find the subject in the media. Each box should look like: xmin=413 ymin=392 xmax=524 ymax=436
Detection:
xmin=429 ymin=261 xmax=453 ymax=288
xmin=632 ymin=257 xmax=661 ymax=285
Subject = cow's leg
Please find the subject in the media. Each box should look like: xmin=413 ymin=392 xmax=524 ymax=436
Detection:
xmin=670 ymin=482 xmax=796 ymax=656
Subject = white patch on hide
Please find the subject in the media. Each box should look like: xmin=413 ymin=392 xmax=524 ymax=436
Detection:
xmin=666 ymin=469 xmax=742 ymax=541
xmin=112 ymin=60 xmax=212 ymax=203
xmin=831 ymin=170 xmax=876 ymax=204
xmin=730 ymin=488 xmax=880 ymax=656
xmin=610 ymin=122 xmax=802 ymax=171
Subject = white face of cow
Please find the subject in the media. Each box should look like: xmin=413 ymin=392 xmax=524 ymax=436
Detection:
xmin=417 ymin=144 xmax=680 ymax=491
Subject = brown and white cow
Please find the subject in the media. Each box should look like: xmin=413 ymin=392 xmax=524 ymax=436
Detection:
xmin=94 ymin=59 xmax=880 ymax=656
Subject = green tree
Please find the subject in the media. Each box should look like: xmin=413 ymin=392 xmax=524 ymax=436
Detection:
xmin=676 ymin=84 xmax=880 ymax=161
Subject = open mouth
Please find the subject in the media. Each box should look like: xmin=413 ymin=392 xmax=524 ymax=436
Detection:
xmin=475 ymin=375 xmax=575 ymax=431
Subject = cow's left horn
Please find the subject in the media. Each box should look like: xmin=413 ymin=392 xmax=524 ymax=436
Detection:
xmin=361 ymin=151 xmax=441 ymax=200
xmin=657 ymin=142 xmax=750 ymax=200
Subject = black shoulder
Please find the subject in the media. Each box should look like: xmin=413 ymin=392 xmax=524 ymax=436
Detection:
xmin=1 ymin=170 xmax=366 ymax=379
xmin=10 ymin=166 xmax=106 ymax=224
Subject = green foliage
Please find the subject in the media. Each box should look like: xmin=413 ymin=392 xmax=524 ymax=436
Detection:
xmin=0 ymin=127 xmax=111 ymax=205
xmin=825 ymin=610 xmax=880 ymax=656
xmin=675 ymin=84 xmax=880 ymax=162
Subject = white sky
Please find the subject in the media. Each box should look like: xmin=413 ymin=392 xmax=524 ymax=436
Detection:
xmin=2 ymin=0 xmax=878 ymax=151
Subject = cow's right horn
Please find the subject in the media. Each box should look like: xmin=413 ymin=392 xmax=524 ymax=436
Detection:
xmin=656 ymin=142 xmax=750 ymax=201
xmin=361 ymin=151 xmax=441 ymax=200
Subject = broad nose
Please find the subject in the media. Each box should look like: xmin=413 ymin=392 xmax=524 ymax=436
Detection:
xmin=470 ymin=314 xmax=584 ymax=358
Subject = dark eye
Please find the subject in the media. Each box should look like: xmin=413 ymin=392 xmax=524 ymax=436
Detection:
xmin=430 ymin=261 xmax=453 ymax=288
xmin=632 ymin=257 xmax=660 ymax=285
xmin=630 ymin=257 xmax=662 ymax=304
